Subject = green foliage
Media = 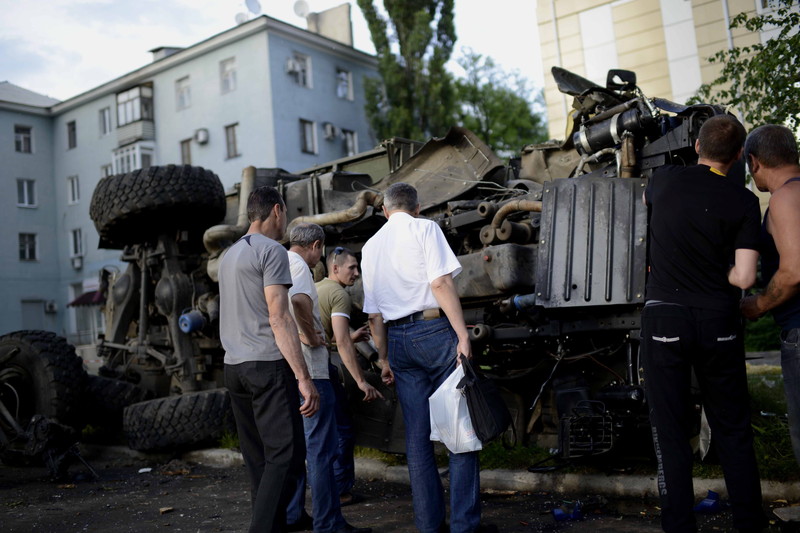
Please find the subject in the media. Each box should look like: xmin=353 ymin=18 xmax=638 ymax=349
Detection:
xmin=744 ymin=313 xmax=782 ymax=351
xmin=453 ymin=49 xmax=548 ymax=158
xmin=478 ymin=441 xmax=552 ymax=470
xmin=354 ymin=445 xmax=407 ymax=466
xmin=747 ymin=370 xmax=799 ymax=481
xmin=693 ymin=0 xmax=800 ymax=129
xmin=357 ymin=0 xmax=457 ymax=141
xmin=218 ymin=430 xmax=239 ymax=450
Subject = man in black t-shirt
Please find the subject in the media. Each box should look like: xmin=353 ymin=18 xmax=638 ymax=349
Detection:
xmin=642 ymin=114 xmax=767 ymax=533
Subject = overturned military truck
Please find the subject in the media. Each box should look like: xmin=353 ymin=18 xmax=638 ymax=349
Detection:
xmin=1 ymin=68 xmax=737 ymax=468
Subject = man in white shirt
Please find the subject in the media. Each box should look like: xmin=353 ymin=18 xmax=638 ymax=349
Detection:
xmin=285 ymin=223 xmax=371 ymax=533
xmin=361 ymin=183 xmax=481 ymax=533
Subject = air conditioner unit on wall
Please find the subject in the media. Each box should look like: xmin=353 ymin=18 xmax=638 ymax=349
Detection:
xmin=44 ymin=301 xmax=57 ymax=314
xmin=286 ymin=58 xmax=300 ymax=74
xmin=71 ymin=255 xmax=83 ymax=270
xmin=322 ymin=122 xmax=340 ymax=140
xmin=194 ymin=128 xmax=209 ymax=145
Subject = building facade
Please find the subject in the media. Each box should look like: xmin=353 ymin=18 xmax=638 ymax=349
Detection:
xmin=537 ymin=0 xmax=782 ymax=139
xmin=0 ymin=12 xmax=378 ymax=347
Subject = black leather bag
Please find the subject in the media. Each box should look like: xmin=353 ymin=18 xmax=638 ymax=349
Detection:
xmin=457 ymin=356 xmax=512 ymax=444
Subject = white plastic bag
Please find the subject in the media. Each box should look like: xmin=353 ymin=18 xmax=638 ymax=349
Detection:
xmin=429 ymin=364 xmax=482 ymax=453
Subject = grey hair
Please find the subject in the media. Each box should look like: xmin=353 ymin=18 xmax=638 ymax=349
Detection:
xmin=744 ymin=124 xmax=799 ymax=169
xmin=289 ymin=222 xmax=325 ymax=248
xmin=383 ymin=182 xmax=419 ymax=212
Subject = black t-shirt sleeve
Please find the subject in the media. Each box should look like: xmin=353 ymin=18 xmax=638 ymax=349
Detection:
xmin=734 ymin=191 xmax=761 ymax=251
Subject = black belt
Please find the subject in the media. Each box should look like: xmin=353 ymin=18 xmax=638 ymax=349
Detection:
xmin=386 ymin=308 xmax=443 ymax=328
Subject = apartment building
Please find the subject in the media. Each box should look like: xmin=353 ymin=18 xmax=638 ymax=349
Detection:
xmin=0 ymin=10 xmax=378 ymax=347
xmin=537 ymin=0 xmax=782 ymax=139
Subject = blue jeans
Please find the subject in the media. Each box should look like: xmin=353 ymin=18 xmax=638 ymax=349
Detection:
xmin=781 ymin=328 xmax=800 ymax=466
xmin=330 ymin=363 xmax=355 ymax=496
xmin=389 ymin=317 xmax=481 ymax=533
xmin=286 ymin=379 xmax=346 ymax=533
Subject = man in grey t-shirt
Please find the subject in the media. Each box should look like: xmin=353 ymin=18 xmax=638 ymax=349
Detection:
xmin=219 ymin=186 xmax=319 ymax=533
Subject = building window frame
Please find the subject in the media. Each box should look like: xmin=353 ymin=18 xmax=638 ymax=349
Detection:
xmin=116 ymin=85 xmax=154 ymax=127
xmin=336 ymin=68 xmax=354 ymax=100
xmin=19 ymin=233 xmax=37 ymax=262
xmin=67 ymin=121 xmax=77 ymax=149
xmin=67 ymin=175 xmax=80 ymax=205
xmin=70 ymin=228 xmax=83 ymax=258
xmin=101 ymin=164 xmax=113 ymax=178
xmin=225 ymin=123 xmax=240 ymax=159
xmin=180 ymin=138 xmax=192 ymax=165
xmin=15 ymin=125 xmax=33 ymax=153
xmin=112 ymin=142 xmax=155 ymax=174
xmin=342 ymin=129 xmax=358 ymax=156
xmin=16 ymin=178 xmax=36 ymax=208
xmin=220 ymin=57 xmax=237 ymax=94
xmin=289 ymin=52 xmax=312 ymax=88
xmin=300 ymin=119 xmax=317 ymax=154
xmin=99 ymin=107 xmax=112 ymax=136
xmin=176 ymin=76 xmax=191 ymax=110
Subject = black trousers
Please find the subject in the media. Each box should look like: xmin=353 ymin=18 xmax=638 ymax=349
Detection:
xmin=641 ymin=303 xmax=766 ymax=533
xmin=225 ymin=360 xmax=306 ymax=533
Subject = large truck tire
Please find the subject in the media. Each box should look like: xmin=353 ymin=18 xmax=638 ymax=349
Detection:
xmin=83 ymin=375 xmax=154 ymax=427
xmin=0 ymin=330 xmax=87 ymax=429
xmin=123 ymin=389 xmax=236 ymax=452
xmin=89 ymin=164 xmax=226 ymax=249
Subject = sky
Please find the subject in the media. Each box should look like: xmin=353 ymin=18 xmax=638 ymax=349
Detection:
xmin=0 ymin=0 xmax=544 ymax=103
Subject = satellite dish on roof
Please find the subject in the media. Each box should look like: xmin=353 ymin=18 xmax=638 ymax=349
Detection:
xmin=293 ymin=0 xmax=310 ymax=18
xmin=234 ymin=12 xmax=249 ymax=25
xmin=245 ymin=0 xmax=261 ymax=15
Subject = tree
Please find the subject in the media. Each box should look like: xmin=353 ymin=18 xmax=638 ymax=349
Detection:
xmin=357 ymin=0 xmax=456 ymax=141
xmin=453 ymin=50 xmax=548 ymax=158
xmin=694 ymin=0 xmax=800 ymax=129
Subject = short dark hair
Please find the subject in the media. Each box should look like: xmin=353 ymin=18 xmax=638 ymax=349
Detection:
xmin=696 ymin=114 xmax=747 ymax=165
xmin=326 ymin=246 xmax=355 ymax=271
xmin=289 ymin=222 xmax=325 ymax=248
xmin=247 ymin=186 xmax=285 ymax=223
xmin=744 ymin=124 xmax=800 ymax=169
xmin=383 ymin=182 xmax=418 ymax=212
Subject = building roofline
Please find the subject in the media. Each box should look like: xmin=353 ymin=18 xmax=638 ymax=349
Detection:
xmin=51 ymin=15 xmax=377 ymax=115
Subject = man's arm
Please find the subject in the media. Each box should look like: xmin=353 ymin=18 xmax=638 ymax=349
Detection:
xmin=728 ymin=249 xmax=759 ymax=289
xmin=332 ymin=316 xmax=383 ymax=401
xmin=741 ymin=189 xmax=800 ymax=318
xmin=266 ymin=285 xmax=319 ymax=417
xmin=430 ymin=273 xmax=471 ymax=361
xmin=290 ymin=293 xmax=325 ymax=347
xmin=368 ymin=313 xmax=393 ymax=386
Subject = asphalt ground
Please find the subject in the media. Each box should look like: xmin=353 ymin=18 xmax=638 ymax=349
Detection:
xmin=1 ymin=446 xmax=798 ymax=532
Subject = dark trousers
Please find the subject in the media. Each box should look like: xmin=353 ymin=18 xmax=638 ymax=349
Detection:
xmin=329 ymin=363 xmax=356 ymax=496
xmin=641 ymin=303 xmax=766 ymax=533
xmin=225 ymin=360 xmax=306 ymax=533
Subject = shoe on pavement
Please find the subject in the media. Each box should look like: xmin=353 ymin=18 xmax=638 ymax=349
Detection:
xmin=286 ymin=511 xmax=313 ymax=532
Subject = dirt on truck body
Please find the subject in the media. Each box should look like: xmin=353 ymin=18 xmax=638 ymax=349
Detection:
xmin=0 ymin=68 xmax=735 ymax=470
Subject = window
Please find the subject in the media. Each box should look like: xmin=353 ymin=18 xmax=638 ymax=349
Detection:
xmin=19 ymin=233 xmax=37 ymax=261
xmin=70 ymin=228 xmax=83 ymax=257
xmin=99 ymin=107 xmax=112 ymax=135
xmin=180 ymin=139 xmax=192 ymax=165
xmin=225 ymin=123 xmax=240 ymax=159
xmin=67 ymin=121 xmax=77 ymax=149
xmin=289 ymin=53 xmax=312 ymax=88
xmin=300 ymin=119 xmax=317 ymax=154
xmin=176 ymin=76 xmax=191 ymax=110
xmin=16 ymin=179 xmax=36 ymax=207
xmin=220 ymin=57 xmax=237 ymax=93
xmin=101 ymin=164 xmax=113 ymax=178
xmin=67 ymin=175 xmax=80 ymax=204
xmin=116 ymin=86 xmax=154 ymax=126
xmin=113 ymin=144 xmax=154 ymax=174
xmin=343 ymin=129 xmax=358 ymax=156
xmin=15 ymin=125 xmax=32 ymax=153
xmin=336 ymin=69 xmax=353 ymax=100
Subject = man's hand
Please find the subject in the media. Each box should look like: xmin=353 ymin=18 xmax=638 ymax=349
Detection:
xmin=740 ymin=294 xmax=764 ymax=320
xmin=297 ymin=378 xmax=320 ymax=417
xmin=356 ymin=380 xmax=384 ymax=401
xmin=299 ymin=330 xmax=326 ymax=347
xmin=456 ymin=336 xmax=472 ymax=363
xmin=378 ymin=358 xmax=394 ymax=386
xmin=351 ymin=325 xmax=371 ymax=343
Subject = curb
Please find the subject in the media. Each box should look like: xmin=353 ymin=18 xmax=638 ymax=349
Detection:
xmin=176 ymin=448 xmax=800 ymax=503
